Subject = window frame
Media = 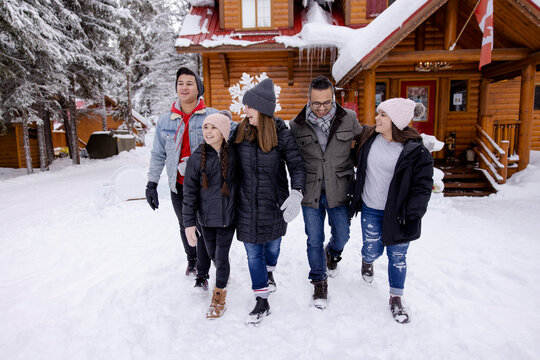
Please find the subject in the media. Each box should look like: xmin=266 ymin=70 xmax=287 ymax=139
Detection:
xmin=241 ymin=0 xmax=273 ymax=30
xmin=449 ymin=79 xmax=470 ymax=112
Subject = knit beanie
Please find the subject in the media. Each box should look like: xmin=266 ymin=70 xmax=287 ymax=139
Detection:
xmin=203 ymin=110 xmax=232 ymax=140
xmin=242 ymin=78 xmax=276 ymax=117
xmin=376 ymin=98 xmax=425 ymax=131
xmin=175 ymin=66 xmax=205 ymax=98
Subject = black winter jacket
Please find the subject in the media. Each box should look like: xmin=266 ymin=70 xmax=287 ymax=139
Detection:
xmin=231 ymin=118 xmax=306 ymax=244
xmin=182 ymin=143 xmax=236 ymax=228
xmin=350 ymin=126 xmax=433 ymax=246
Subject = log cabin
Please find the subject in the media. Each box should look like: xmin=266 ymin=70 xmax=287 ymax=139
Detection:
xmin=0 ymin=95 xmax=148 ymax=168
xmin=176 ymin=0 xmax=539 ymax=194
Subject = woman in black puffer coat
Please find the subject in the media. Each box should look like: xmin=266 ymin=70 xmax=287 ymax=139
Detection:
xmin=350 ymin=98 xmax=433 ymax=324
xmin=232 ymin=78 xmax=305 ymax=325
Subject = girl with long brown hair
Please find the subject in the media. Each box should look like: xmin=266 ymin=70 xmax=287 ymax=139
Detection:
xmin=182 ymin=111 xmax=236 ymax=319
xmin=232 ymin=78 xmax=305 ymax=326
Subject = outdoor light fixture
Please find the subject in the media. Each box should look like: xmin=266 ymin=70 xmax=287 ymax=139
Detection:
xmin=415 ymin=61 xmax=452 ymax=72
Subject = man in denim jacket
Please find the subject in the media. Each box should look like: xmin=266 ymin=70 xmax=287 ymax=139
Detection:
xmin=146 ymin=66 xmax=218 ymax=280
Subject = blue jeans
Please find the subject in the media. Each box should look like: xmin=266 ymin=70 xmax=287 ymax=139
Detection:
xmin=302 ymin=193 xmax=350 ymax=281
xmin=361 ymin=205 xmax=409 ymax=296
xmin=244 ymin=238 xmax=282 ymax=295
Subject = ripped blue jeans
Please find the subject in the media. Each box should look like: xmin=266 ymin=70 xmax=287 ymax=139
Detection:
xmin=361 ymin=204 xmax=409 ymax=296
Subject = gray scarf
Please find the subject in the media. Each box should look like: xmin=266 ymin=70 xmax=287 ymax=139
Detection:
xmin=306 ymin=103 xmax=336 ymax=138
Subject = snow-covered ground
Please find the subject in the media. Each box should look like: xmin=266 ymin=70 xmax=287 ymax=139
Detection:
xmin=1 ymin=147 xmax=539 ymax=360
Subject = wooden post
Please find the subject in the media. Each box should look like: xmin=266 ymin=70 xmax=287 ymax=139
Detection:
xmin=389 ymin=78 xmax=399 ymax=98
xmin=219 ymin=53 xmax=229 ymax=87
xmin=480 ymin=115 xmax=494 ymax=143
xmin=415 ymin=23 xmax=425 ymax=51
xmin=479 ymin=78 xmax=490 ymax=118
xmin=288 ymin=51 xmax=294 ymax=86
xmin=202 ymin=55 xmax=212 ymax=107
xmin=363 ymin=69 xmax=376 ymax=125
xmin=444 ymin=0 xmax=458 ymax=50
xmin=437 ymin=77 xmax=450 ymax=159
xmin=517 ymin=62 xmax=535 ymax=171
xmin=499 ymin=140 xmax=509 ymax=184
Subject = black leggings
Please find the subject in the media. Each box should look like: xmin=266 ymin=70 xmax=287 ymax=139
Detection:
xmin=200 ymin=226 xmax=235 ymax=289
xmin=170 ymin=183 xmax=209 ymax=275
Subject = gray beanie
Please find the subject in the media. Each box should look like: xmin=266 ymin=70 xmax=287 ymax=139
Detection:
xmin=242 ymin=78 xmax=276 ymax=117
xmin=176 ymin=67 xmax=204 ymax=98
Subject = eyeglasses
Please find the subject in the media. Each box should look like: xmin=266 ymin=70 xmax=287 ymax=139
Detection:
xmin=310 ymin=100 xmax=333 ymax=109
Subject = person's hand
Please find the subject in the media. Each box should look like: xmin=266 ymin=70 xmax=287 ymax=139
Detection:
xmin=178 ymin=156 xmax=189 ymax=176
xmin=145 ymin=181 xmax=159 ymax=210
xmin=280 ymin=190 xmax=303 ymax=223
xmin=185 ymin=226 xmax=198 ymax=247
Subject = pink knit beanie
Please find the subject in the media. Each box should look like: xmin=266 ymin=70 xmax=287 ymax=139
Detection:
xmin=203 ymin=111 xmax=232 ymax=140
xmin=376 ymin=98 xmax=425 ymax=131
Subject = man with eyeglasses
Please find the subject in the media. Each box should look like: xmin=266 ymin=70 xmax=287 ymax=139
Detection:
xmin=289 ymin=75 xmax=362 ymax=310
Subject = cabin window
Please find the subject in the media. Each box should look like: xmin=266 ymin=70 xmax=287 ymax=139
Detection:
xmin=366 ymin=0 xmax=397 ymax=18
xmin=449 ymin=80 xmax=468 ymax=112
xmin=534 ymin=85 xmax=540 ymax=110
xmin=242 ymin=0 xmax=271 ymax=29
xmin=375 ymin=81 xmax=387 ymax=107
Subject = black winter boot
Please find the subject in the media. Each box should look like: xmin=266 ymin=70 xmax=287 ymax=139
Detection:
xmin=246 ymin=297 xmax=271 ymax=326
xmin=325 ymin=245 xmax=342 ymax=278
xmin=193 ymin=276 xmax=209 ymax=293
xmin=186 ymin=259 xmax=197 ymax=276
xmin=389 ymin=296 xmax=410 ymax=324
xmin=311 ymin=279 xmax=328 ymax=310
xmin=361 ymin=259 xmax=374 ymax=283
xmin=268 ymin=271 xmax=276 ymax=293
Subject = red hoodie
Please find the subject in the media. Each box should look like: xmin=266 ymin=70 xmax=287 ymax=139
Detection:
xmin=171 ymin=99 xmax=206 ymax=185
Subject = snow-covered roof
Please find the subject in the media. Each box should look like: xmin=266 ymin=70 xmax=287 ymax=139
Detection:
xmin=186 ymin=0 xmax=215 ymax=7
xmin=131 ymin=109 xmax=149 ymax=128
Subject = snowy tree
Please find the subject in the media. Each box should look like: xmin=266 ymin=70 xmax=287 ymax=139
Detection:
xmin=0 ymin=0 xmax=75 ymax=172
xmin=129 ymin=1 xmax=198 ymax=118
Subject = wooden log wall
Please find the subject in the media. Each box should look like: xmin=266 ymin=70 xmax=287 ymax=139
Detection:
xmin=0 ymin=124 xmax=40 ymax=168
xmin=223 ymin=0 xmax=240 ymax=29
xmin=203 ymin=50 xmax=334 ymax=122
xmin=75 ymin=112 xmax=122 ymax=146
xmin=349 ymin=0 xmax=368 ymax=24
xmin=272 ymin=0 xmax=289 ymax=28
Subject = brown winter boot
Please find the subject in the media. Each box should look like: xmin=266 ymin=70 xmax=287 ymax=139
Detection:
xmin=206 ymin=287 xmax=227 ymax=319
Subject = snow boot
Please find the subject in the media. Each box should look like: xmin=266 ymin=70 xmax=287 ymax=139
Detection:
xmin=206 ymin=287 xmax=227 ymax=319
xmin=193 ymin=276 xmax=209 ymax=295
xmin=389 ymin=296 xmax=410 ymax=324
xmin=246 ymin=297 xmax=271 ymax=326
xmin=311 ymin=279 xmax=328 ymax=310
xmin=268 ymin=271 xmax=277 ymax=293
xmin=361 ymin=259 xmax=374 ymax=283
xmin=325 ymin=245 xmax=341 ymax=278
xmin=186 ymin=259 xmax=197 ymax=276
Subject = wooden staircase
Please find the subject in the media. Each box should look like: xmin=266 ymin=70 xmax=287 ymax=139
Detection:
xmin=436 ymin=162 xmax=496 ymax=197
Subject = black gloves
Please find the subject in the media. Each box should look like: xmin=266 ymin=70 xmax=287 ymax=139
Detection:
xmin=145 ymin=181 xmax=159 ymax=210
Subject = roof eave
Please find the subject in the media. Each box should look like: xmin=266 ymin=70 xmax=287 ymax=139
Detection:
xmin=335 ymin=0 xmax=448 ymax=87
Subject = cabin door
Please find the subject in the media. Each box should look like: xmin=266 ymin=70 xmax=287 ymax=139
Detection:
xmin=400 ymin=80 xmax=436 ymax=135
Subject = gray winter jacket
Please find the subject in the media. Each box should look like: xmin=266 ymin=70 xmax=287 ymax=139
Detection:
xmin=290 ymin=103 xmax=362 ymax=209
xmin=147 ymin=105 xmax=218 ymax=193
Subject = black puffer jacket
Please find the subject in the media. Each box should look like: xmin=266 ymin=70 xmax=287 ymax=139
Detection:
xmin=182 ymin=143 xmax=236 ymax=228
xmin=231 ymin=118 xmax=306 ymax=244
xmin=350 ymin=126 xmax=433 ymax=246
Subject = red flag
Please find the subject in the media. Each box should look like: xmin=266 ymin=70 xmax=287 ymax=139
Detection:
xmin=475 ymin=0 xmax=494 ymax=69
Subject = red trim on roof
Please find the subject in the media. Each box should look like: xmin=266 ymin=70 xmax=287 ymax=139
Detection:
xmin=178 ymin=6 xmax=346 ymax=47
